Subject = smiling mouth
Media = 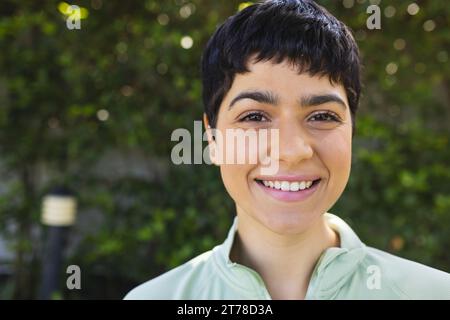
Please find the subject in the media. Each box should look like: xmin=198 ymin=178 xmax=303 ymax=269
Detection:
xmin=254 ymin=178 xmax=321 ymax=192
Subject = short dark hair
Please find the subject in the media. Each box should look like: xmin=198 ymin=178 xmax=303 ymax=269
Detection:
xmin=201 ymin=0 xmax=361 ymax=130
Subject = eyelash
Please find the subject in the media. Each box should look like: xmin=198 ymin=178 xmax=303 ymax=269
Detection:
xmin=238 ymin=111 xmax=269 ymax=122
xmin=238 ymin=111 xmax=341 ymax=122
xmin=308 ymin=111 xmax=342 ymax=122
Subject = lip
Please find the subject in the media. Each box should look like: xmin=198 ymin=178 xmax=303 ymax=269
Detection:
xmin=254 ymin=177 xmax=321 ymax=202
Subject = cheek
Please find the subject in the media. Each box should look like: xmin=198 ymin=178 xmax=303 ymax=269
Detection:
xmin=317 ymin=130 xmax=352 ymax=179
xmin=219 ymin=163 xmax=253 ymax=202
xmin=218 ymin=130 xmax=263 ymax=165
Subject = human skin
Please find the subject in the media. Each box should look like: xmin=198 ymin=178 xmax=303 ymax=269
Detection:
xmin=203 ymin=57 xmax=353 ymax=298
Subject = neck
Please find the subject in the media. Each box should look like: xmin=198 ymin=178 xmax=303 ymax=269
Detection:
xmin=230 ymin=210 xmax=340 ymax=300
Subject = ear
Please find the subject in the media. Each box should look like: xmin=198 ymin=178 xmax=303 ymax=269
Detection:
xmin=203 ymin=113 xmax=220 ymax=166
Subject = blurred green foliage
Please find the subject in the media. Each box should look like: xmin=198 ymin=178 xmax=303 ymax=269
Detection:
xmin=0 ymin=0 xmax=448 ymax=299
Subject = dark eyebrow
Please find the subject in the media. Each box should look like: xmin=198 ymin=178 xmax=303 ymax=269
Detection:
xmin=228 ymin=90 xmax=279 ymax=109
xmin=228 ymin=90 xmax=347 ymax=111
xmin=300 ymin=94 xmax=347 ymax=110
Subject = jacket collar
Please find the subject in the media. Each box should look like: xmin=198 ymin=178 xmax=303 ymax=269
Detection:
xmin=213 ymin=213 xmax=367 ymax=299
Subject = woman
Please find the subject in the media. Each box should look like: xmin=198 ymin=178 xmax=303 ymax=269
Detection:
xmin=125 ymin=0 xmax=450 ymax=299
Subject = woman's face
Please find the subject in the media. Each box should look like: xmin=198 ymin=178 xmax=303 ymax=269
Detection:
xmin=206 ymin=58 xmax=353 ymax=235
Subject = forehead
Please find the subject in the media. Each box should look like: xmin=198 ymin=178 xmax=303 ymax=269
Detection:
xmin=224 ymin=58 xmax=348 ymax=105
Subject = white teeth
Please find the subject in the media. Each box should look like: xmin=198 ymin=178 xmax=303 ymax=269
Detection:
xmin=259 ymin=179 xmax=317 ymax=191
xmin=290 ymin=182 xmax=300 ymax=192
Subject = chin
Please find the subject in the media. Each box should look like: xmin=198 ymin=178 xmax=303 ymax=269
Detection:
xmin=258 ymin=209 xmax=320 ymax=235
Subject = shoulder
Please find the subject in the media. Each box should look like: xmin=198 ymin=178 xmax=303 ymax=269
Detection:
xmin=124 ymin=249 xmax=217 ymax=300
xmin=363 ymin=246 xmax=450 ymax=299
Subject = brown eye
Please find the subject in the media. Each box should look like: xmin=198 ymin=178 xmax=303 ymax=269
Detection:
xmin=239 ymin=112 xmax=269 ymax=122
xmin=308 ymin=111 xmax=341 ymax=122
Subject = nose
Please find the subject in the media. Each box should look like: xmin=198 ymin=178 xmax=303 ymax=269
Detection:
xmin=277 ymin=119 xmax=313 ymax=165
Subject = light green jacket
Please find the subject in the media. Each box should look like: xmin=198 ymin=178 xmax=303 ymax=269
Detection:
xmin=125 ymin=213 xmax=450 ymax=299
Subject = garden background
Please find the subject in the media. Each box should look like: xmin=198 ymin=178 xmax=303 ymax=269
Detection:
xmin=0 ymin=0 xmax=449 ymax=299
